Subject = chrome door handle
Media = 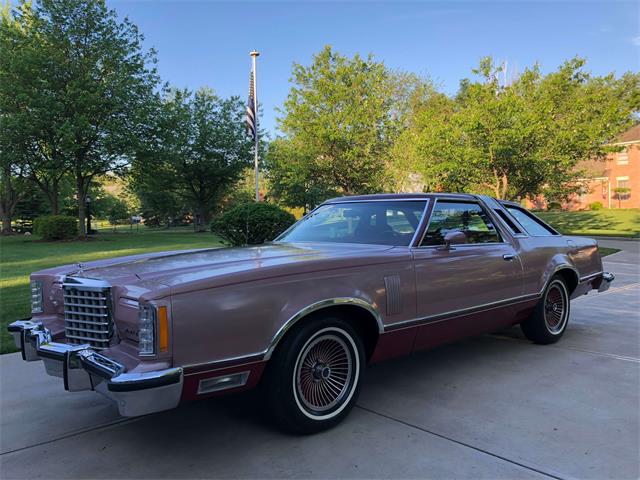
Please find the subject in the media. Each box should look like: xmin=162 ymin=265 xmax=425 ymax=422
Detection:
xmin=503 ymin=254 xmax=516 ymax=261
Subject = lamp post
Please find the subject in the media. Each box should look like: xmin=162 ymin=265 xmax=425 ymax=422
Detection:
xmin=86 ymin=196 xmax=92 ymax=235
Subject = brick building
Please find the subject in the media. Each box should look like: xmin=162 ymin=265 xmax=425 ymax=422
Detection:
xmin=564 ymin=124 xmax=640 ymax=210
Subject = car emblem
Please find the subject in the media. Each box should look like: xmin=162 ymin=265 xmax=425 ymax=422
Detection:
xmin=77 ymin=263 xmax=85 ymax=277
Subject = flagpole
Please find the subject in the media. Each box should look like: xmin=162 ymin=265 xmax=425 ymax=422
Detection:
xmin=250 ymin=50 xmax=260 ymax=202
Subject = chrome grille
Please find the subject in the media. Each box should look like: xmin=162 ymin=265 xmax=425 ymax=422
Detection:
xmin=63 ymin=280 xmax=113 ymax=349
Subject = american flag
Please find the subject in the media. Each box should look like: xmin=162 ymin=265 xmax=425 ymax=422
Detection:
xmin=246 ymin=71 xmax=257 ymax=140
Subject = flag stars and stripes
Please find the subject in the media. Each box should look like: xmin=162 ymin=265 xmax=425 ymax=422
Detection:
xmin=246 ymin=71 xmax=257 ymax=140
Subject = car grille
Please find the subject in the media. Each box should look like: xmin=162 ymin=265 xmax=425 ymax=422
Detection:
xmin=63 ymin=282 xmax=113 ymax=349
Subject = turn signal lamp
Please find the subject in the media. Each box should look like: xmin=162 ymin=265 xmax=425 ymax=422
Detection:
xmin=158 ymin=305 xmax=169 ymax=353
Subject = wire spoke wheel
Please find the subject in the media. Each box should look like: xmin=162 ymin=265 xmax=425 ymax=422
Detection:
xmin=544 ymin=282 xmax=568 ymax=334
xmin=294 ymin=331 xmax=356 ymax=417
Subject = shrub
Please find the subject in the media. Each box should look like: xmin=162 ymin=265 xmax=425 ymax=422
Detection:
xmin=589 ymin=201 xmax=603 ymax=211
xmin=33 ymin=215 xmax=78 ymax=240
xmin=547 ymin=201 xmax=562 ymax=211
xmin=211 ymin=202 xmax=296 ymax=246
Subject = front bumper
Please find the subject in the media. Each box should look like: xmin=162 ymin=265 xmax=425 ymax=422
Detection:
xmin=8 ymin=319 xmax=183 ymax=417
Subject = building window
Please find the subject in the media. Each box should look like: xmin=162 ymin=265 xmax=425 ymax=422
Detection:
xmin=617 ymin=149 xmax=629 ymax=165
xmin=617 ymin=177 xmax=629 ymax=189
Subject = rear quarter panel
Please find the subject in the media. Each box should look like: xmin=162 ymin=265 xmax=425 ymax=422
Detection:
xmin=515 ymin=235 xmax=601 ymax=296
xmin=565 ymin=235 xmax=603 ymax=278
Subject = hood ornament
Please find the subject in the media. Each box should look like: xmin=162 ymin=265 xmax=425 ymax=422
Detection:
xmin=76 ymin=263 xmax=85 ymax=277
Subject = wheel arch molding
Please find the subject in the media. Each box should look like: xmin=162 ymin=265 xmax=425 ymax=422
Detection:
xmin=553 ymin=267 xmax=579 ymax=294
xmin=542 ymin=256 xmax=580 ymax=295
xmin=263 ymin=298 xmax=383 ymax=362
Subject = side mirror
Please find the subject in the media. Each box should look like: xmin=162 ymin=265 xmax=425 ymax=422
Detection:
xmin=439 ymin=231 xmax=467 ymax=250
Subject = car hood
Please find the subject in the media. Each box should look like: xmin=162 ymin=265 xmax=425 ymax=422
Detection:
xmin=51 ymin=242 xmax=398 ymax=296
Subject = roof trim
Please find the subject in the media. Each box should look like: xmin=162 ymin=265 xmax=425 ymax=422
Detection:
xmin=323 ymin=193 xmax=478 ymax=204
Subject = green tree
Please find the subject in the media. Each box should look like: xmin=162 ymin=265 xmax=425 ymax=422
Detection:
xmin=398 ymin=57 xmax=639 ymax=200
xmin=132 ymin=88 xmax=253 ymax=230
xmin=0 ymin=0 xmax=67 ymax=215
xmin=0 ymin=2 xmax=39 ymax=231
xmin=613 ymin=187 xmax=631 ymax=209
xmin=265 ymin=138 xmax=335 ymax=213
xmin=0 ymin=150 xmax=27 ymax=233
xmin=0 ymin=0 xmax=159 ymax=235
xmin=267 ymin=46 xmax=400 ymax=208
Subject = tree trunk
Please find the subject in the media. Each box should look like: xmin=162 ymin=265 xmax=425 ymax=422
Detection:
xmin=491 ymin=168 xmax=501 ymax=198
xmin=196 ymin=204 xmax=210 ymax=232
xmin=77 ymin=177 xmax=87 ymax=237
xmin=0 ymin=168 xmax=18 ymax=234
xmin=1 ymin=211 xmax=12 ymax=234
xmin=78 ymin=201 xmax=86 ymax=237
xmin=201 ymin=210 xmax=210 ymax=231
xmin=48 ymin=179 xmax=60 ymax=215
xmin=500 ymin=174 xmax=509 ymax=200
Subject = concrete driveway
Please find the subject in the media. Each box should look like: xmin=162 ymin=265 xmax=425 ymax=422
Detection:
xmin=1 ymin=240 xmax=638 ymax=479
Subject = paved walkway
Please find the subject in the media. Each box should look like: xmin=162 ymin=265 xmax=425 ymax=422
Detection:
xmin=1 ymin=245 xmax=638 ymax=479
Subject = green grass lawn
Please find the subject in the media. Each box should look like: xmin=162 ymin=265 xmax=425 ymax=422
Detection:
xmin=536 ymin=209 xmax=640 ymax=238
xmin=598 ymin=247 xmax=621 ymax=257
xmin=0 ymin=228 xmax=223 ymax=354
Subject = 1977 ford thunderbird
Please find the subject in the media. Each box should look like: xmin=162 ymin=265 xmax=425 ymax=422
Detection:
xmin=9 ymin=193 xmax=614 ymax=433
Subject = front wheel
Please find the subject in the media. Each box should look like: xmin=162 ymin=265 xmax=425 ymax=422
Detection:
xmin=521 ymin=275 xmax=571 ymax=344
xmin=263 ymin=316 xmax=365 ymax=434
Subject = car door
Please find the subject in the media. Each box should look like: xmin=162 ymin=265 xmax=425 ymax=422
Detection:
xmin=411 ymin=199 xmax=524 ymax=350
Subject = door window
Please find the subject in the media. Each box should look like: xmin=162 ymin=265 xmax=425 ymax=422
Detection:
xmin=421 ymin=201 xmax=501 ymax=246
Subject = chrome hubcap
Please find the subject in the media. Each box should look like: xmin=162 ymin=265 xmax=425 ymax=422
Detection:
xmin=544 ymin=283 xmax=567 ymax=333
xmin=295 ymin=334 xmax=353 ymax=414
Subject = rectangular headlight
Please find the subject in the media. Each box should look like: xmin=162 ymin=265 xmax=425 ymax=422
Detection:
xmin=30 ymin=280 xmax=43 ymax=314
xmin=138 ymin=304 xmax=156 ymax=356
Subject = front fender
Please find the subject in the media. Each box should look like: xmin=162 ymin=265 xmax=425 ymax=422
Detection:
xmin=170 ymin=257 xmax=415 ymax=369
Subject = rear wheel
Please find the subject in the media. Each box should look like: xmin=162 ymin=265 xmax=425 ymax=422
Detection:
xmin=263 ymin=316 xmax=364 ymax=434
xmin=521 ymin=275 xmax=570 ymax=344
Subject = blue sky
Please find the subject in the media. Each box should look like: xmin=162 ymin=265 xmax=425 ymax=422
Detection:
xmin=110 ymin=1 xmax=639 ymax=135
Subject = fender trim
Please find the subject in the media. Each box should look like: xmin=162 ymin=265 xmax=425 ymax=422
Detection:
xmin=263 ymin=297 xmax=384 ymax=361
xmin=550 ymin=264 xmax=580 ymax=291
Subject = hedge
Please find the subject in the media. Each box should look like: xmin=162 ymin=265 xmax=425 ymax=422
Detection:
xmin=211 ymin=202 xmax=296 ymax=246
xmin=33 ymin=215 xmax=78 ymax=241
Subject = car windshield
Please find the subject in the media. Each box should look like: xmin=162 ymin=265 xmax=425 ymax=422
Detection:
xmin=277 ymin=201 xmax=428 ymax=246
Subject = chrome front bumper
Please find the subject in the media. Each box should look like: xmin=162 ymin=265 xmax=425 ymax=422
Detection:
xmin=8 ymin=319 xmax=183 ymax=417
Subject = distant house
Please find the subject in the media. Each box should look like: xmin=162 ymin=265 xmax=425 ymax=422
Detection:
xmin=561 ymin=124 xmax=639 ymax=210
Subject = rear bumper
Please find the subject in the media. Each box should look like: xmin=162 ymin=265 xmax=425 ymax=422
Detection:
xmin=597 ymin=272 xmax=615 ymax=292
xmin=7 ymin=319 xmax=183 ymax=417
xmin=574 ymin=271 xmax=615 ymax=298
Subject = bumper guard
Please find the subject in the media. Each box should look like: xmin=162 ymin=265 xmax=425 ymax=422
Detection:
xmin=598 ymin=272 xmax=615 ymax=292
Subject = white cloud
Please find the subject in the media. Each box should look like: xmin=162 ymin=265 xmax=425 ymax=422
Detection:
xmin=632 ymin=36 xmax=640 ymax=47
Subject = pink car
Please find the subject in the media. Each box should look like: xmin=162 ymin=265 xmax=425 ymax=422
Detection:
xmin=9 ymin=194 xmax=613 ymax=433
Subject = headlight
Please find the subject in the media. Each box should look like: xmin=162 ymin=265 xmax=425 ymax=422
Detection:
xmin=138 ymin=304 xmax=156 ymax=356
xmin=30 ymin=280 xmax=43 ymax=314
